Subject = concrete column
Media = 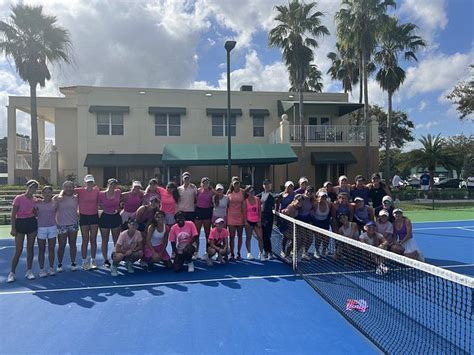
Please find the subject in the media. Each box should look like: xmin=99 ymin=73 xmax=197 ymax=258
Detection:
xmin=280 ymin=114 xmax=290 ymax=143
xmin=7 ymin=105 xmax=16 ymax=184
xmin=50 ymin=145 xmax=59 ymax=186
xmin=370 ymin=115 xmax=378 ymax=147
xmin=76 ymin=105 xmax=89 ymax=180
xmin=38 ymin=117 xmax=45 ymax=152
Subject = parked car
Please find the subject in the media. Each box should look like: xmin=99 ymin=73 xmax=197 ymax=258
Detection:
xmin=403 ymin=177 xmax=420 ymax=189
xmin=460 ymin=177 xmax=474 ymax=189
xmin=433 ymin=178 xmax=463 ymax=189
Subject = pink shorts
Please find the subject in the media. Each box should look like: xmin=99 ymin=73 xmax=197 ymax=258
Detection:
xmin=143 ymin=244 xmax=171 ymax=261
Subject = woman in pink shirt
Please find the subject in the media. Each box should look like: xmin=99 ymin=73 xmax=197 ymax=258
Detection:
xmin=169 ymin=211 xmax=199 ymax=272
xmin=157 ymin=182 xmax=179 ymax=226
xmin=120 ymin=180 xmax=144 ymax=225
xmin=55 ymin=180 xmax=79 ymax=271
xmin=195 ymin=177 xmax=214 ymax=257
xmin=110 ymin=218 xmax=144 ymax=276
xmin=243 ymin=186 xmax=265 ymax=261
xmin=36 ymin=186 xmax=58 ymax=277
xmin=143 ymin=178 xmax=161 ymax=205
xmin=227 ymin=177 xmax=245 ymax=260
xmin=75 ymin=174 xmax=100 ymax=270
xmin=99 ymin=178 xmax=122 ymax=268
xmin=7 ymin=180 xmax=39 ymax=283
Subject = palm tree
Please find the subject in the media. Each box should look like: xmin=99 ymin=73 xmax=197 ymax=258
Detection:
xmin=290 ymin=64 xmax=324 ymax=92
xmin=374 ymin=17 xmax=426 ymax=182
xmin=335 ymin=0 xmax=396 ymax=177
xmin=269 ymin=0 xmax=329 ymax=176
xmin=327 ymin=43 xmax=359 ymax=95
xmin=0 ymin=4 xmax=71 ymax=180
xmin=408 ymin=134 xmax=454 ymax=188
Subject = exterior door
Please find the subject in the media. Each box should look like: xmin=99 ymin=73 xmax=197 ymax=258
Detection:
xmin=315 ymin=164 xmax=328 ymax=188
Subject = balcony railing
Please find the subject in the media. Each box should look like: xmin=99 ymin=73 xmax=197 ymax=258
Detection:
xmin=289 ymin=125 xmax=366 ymax=144
xmin=16 ymin=136 xmax=31 ymax=152
xmin=15 ymin=138 xmax=53 ymax=169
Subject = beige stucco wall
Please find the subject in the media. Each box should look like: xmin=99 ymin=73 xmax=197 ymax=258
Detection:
xmin=54 ymin=107 xmax=78 ymax=182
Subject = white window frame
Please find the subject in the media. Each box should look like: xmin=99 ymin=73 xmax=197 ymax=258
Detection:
xmin=155 ymin=113 xmax=181 ymax=136
xmin=212 ymin=114 xmax=236 ymax=137
xmin=96 ymin=112 xmax=124 ymax=136
xmin=252 ymin=115 xmax=265 ymax=137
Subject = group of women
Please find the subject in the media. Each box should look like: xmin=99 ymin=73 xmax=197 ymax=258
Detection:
xmin=277 ymin=174 xmax=423 ymax=262
xmin=6 ymin=172 xmax=277 ymax=282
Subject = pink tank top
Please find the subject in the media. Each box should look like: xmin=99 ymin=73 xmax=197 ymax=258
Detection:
xmin=75 ymin=187 xmax=99 ymax=215
xmin=197 ymin=189 xmax=213 ymax=209
xmin=56 ymin=195 xmax=78 ymax=226
xmin=99 ymin=189 xmax=121 ymax=214
xmin=36 ymin=200 xmax=57 ymax=227
xmin=245 ymin=197 xmax=260 ymax=223
xmin=123 ymin=191 xmax=143 ymax=213
xmin=158 ymin=187 xmax=176 ymax=214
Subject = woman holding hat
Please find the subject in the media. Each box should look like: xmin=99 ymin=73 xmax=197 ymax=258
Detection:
xmin=392 ymin=209 xmax=424 ymax=261
xmin=227 ymin=178 xmax=245 ymax=260
xmin=55 ymin=180 xmax=79 ymax=272
xmin=212 ymin=183 xmax=229 ymax=225
xmin=120 ymin=181 xmax=144 ymax=226
xmin=75 ymin=174 xmax=100 ymax=271
xmin=195 ymin=177 xmax=215 ymax=258
xmin=7 ymin=180 xmax=39 ymax=282
xmin=98 ymin=178 xmax=122 ymax=268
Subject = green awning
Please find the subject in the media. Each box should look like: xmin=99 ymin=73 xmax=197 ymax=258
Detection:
xmin=249 ymin=109 xmax=270 ymax=116
xmin=89 ymin=105 xmax=130 ymax=114
xmin=84 ymin=154 xmax=162 ymax=167
xmin=278 ymin=101 xmax=363 ymax=117
xmin=162 ymin=144 xmax=297 ymax=166
xmin=311 ymin=152 xmax=357 ymax=165
xmin=148 ymin=107 xmax=186 ymax=115
xmin=206 ymin=108 xmax=243 ymax=116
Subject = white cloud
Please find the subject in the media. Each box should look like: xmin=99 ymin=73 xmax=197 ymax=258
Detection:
xmin=418 ymin=101 xmax=427 ymax=111
xmin=398 ymin=0 xmax=448 ymax=46
xmin=415 ymin=120 xmax=440 ymax=130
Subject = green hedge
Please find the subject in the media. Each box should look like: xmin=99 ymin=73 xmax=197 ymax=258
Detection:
xmin=394 ymin=188 xmax=473 ymax=201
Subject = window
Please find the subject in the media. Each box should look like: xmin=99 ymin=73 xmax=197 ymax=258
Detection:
xmin=212 ymin=114 xmax=236 ymax=136
xmin=155 ymin=114 xmax=181 ymax=136
xmin=97 ymin=112 xmax=124 ymax=135
xmin=253 ymin=116 xmax=264 ymax=137
xmin=320 ymin=117 xmax=330 ymax=126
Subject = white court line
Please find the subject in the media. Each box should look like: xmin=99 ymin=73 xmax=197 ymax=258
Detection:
xmin=0 ymin=273 xmax=298 ymax=296
xmin=413 ymin=226 xmax=474 ymax=231
xmin=457 ymin=227 xmax=474 ymax=232
xmin=442 ymin=263 xmax=474 ymax=269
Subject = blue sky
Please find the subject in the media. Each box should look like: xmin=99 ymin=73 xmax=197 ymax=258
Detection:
xmin=0 ymin=0 xmax=472 ymax=147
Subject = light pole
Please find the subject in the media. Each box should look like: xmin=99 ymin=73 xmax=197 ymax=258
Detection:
xmin=225 ymin=40 xmax=236 ymax=186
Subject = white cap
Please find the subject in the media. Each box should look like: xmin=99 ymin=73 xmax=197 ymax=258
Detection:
xmin=132 ymin=181 xmax=142 ymax=188
xmin=317 ymin=191 xmax=328 ymax=197
xmin=379 ymin=210 xmax=389 ymax=217
xmin=339 ymin=175 xmax=348 ymax=182
xmin=393 ymin=208 xmax=403 ymax=214
xmin=382 ymin=195 xmax=393 ymax=202
xmin=216 ymin=183 xmax=224 ymax=190
xmin=284 ymin=181 xmax=294 ymax=188
xmin=84 ymin=174 xmax=95 ymax=183
xmin=298 ymin=177 xmax=309 ymax=184
xmin=215 ymin=218 xmax=225 ymax=224
xmin=354 ymin=197 xmax=364 ymax=202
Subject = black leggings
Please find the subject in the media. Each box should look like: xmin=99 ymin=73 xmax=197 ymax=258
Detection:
xmin=173 ymin=244 xmax=196 ymax=272
xmin=261 ymin=213 xmax=274 ymax=254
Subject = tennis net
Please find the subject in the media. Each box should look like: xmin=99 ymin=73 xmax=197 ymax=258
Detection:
xmin=272 ymin=211 xmax=473 ymax=354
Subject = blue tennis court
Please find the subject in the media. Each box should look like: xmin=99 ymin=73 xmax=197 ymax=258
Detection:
xmin=0 ymin=219 xmax=473 ymax=354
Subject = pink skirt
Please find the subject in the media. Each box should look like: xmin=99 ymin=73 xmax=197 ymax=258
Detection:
xmin=143 ymin=244 xmax=170 ymax=261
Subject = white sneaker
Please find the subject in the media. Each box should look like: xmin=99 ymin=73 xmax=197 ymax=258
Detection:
xmin=259 ymin=252 xmax=266 ymax=261
xmin=110 ymin=265 xmax=118 ymax=277
xmin=126 ymin=261 xmax=134 ymax=274
xmin=57 ymin=264 xmax=63 ymax=273
xmin=48 ymin=267 xmax=56 ymax=276
xmin=247 ymin=253 xmax=254 ymax=261
xmin=192 ymin=252 xmax=198 ymax=261
xmin=313 ymin=250 xmax=321 ymax=259
xmin=70 ymin=263 xmax=78 ymax=272
xmin=39 ymin=269 xmax=48 ymax=278
xmin=302 ymin=253 xmax=311 ymax=261
xmin=280 ymin=251 xmax=287 ymax=258
xmin=267 ymin=253 xmax=273 ymax=260
xmin=188 ymin=262 xmax=195 ymax=272
xmin=25 ymin=270 xmax=35 ymax=280
xmin=7 ymin=272 xmax=16 ymax=283
xmin=82 ymin=260 xmax=91 ymax=271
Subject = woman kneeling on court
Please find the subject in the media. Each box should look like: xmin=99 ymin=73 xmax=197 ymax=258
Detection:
xmin=169 ymin=211 xmax=199 ymax=273
xmin=143 ymin=211 xmax=172 ymax=272
xmin=204 ymin=218 xmax=229 ymax=265
xmin=111 ymin=218 xmax=143 ymax=276
xmin=391 ymin=208 xmax=424 ymax=261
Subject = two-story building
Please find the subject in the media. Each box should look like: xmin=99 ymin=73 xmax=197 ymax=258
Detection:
xmin=6 ymin=85 xmax=378 ymax=188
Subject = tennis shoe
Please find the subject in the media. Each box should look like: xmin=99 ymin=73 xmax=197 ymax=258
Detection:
xmin=7 ymin=272 xmax=16 ymax=283
xmin=280 ymin=251 xmax=287 ymax=259
xmin=259 ymin=252 xmax=266 ymax=261
xmin=266 ymin=253 xmax=273 ymax=260
xmin=25 ymin=270 xmax=35 ymax=280
xmin=313 ymin=250 xmax=321 ymax=259
xmin=126 ymin=261 xmax=134 ymax=274
xmin=110 ymin=265 xmax=118 ymax=277
xmin=82 ymin=260 xmax=91 ymax=271
xmin=188 ymin=262 xmax=195 ymax=272
xmin=104 ymin=259 xmax=111 ymax=268
xmin=56 ymin=264 xmax=63 ymax=272
xmin=90 ymin=259 xmax=98 ymax=270
xmin=301 ymin=253 xmax=311 ymax=261
xmin=39 ymin=269 xmax=48 ymax=278
xmin=247 ymin=253 xmax=254 ymax=261
xmin=48 ymin=267 xmax=56 ymax=276
xmin=192 ymin=252 xmax=198 ymax=261
xmin=70 ymin=263 xmax=78 ymax=272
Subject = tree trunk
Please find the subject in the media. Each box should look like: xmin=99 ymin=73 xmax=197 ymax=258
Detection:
xmin=30 ymin=83 xmax=39 ymax=180
xmin=357 ymin=51 xmax=363 ymax=125
xmin=299 ymin=84 xmax=305 ymax=177
xmin=363 ymin=54 xmax=371 ymax=178
xmin=384 ymin=91 xmax=393 ymax=182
